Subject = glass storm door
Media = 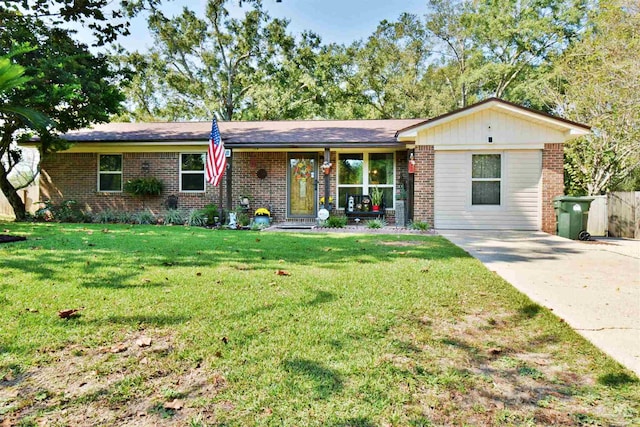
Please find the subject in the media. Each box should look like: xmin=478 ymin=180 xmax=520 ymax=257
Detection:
xmin=288 ymin=154 xmax=317 ymax=217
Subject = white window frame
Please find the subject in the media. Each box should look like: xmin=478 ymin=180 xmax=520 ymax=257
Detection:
xmin=179 ymin=152 xmax=206 ymax=193
xmin=337 ymin=151 xmax=396 ymax=210
xmin=97 ymin=154 xmax=123 ymax=193
xmin=469 ymin=152 xmax=503 ymax=209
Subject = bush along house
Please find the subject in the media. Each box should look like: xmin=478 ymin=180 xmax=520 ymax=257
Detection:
xmin=25 ymin=98 xmax=589 ymax=231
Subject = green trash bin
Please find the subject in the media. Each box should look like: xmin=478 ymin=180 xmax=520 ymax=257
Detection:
xmin=553 ymin=196 xmax=595 ymax=240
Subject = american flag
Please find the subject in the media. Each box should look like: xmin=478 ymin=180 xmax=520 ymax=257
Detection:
xmin=205 ymin=117 xmax=226 ymax=186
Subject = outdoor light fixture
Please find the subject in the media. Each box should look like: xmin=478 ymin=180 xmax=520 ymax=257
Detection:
xmin=487 ymin=125 xmax=493 ymax=143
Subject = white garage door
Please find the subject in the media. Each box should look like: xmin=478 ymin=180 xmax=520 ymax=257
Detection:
xmin=434 ymin=150 xmax=541 ymax=230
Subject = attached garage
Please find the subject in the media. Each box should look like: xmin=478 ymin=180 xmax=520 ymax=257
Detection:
xmin=396 ymin=98 xmax=591 ymax=231
xmin=434 ymin=150 xmax=541 ymax=230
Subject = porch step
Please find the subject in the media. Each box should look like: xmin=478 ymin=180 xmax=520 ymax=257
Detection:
xmin=274 ymin=223 xmax=317 ymax=230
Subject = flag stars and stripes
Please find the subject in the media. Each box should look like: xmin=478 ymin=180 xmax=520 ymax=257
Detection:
xmin=205 ymin=118 xmax=226 ymax=187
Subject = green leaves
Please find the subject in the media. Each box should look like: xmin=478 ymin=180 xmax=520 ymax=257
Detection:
xmin=548 ymin=0 xmax=640 ymax=195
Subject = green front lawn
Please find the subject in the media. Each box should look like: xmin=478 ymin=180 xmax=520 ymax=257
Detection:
xmin=0 ymin=223 xmax=638 ymax=426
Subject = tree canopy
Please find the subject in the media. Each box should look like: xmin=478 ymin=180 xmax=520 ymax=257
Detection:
xmin=545 ymin=0 xmax=640 ymax=195
xmin=0 ymin=8 xmax=125 ymax=220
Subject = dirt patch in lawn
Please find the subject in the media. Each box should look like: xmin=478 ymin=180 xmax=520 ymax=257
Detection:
xmin=390 ymin=311 xmax=637 ymax=426
xmin=0 ymin=234 xmax=26 ymax=244
xmin=0 ymin=330 xmax=226 ymax=426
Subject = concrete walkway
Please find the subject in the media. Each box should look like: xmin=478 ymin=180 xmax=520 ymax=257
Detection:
xmin=438 ymin=230 xmax=640 ymax=377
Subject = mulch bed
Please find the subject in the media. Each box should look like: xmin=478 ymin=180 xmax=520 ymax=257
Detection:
xmin=0 ymin=234 xmax=26 ymax=244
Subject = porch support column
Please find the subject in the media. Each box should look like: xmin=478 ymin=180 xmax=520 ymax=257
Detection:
xmin=225 ymin=154 xmax=232 ymax=222
xmin=324 ymin=147 xmax=331 ymax=212
xmin=541 ymin=143 xmax=564 ymax=234
xmin=413 ymin=145 xmax=434 ymax=226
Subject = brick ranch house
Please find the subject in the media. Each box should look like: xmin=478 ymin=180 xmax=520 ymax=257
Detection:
xmin=25 ymin=98 xmax=589 ymax=232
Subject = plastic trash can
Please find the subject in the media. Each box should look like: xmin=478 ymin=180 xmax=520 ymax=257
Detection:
xmin=553 ymin=196 xmax=595 ymax=240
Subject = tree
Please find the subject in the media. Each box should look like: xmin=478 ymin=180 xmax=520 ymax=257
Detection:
xmin=421 ymin=0 xmax=587 ymax=111
xmin=118 ymin=0 xmax=302 ymax=121
xmin=0 ymin=12 xmax=124 ymax=220
xmin=546 ymin=0 xmax=640 ymax=195
xmin=346 ymin=14 xmax=433 ymax=119
xmin=424 ymin=0 xmax=479 ymax=111
xmin=0 ymin=50 xmax=51 ymax=220
xmin=1 ymin=0 xmax=135 ymax=46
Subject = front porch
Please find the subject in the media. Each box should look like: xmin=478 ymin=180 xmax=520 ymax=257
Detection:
xmin=227 ymin=149 xmax=415 ymax=226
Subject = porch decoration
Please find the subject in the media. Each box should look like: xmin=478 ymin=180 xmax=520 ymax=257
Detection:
xmin=293 ymin=159 xmax=312 ymax=198
xmin=370 ymin=187 xmax=383 ymax=212
xmin=319 ymin=196 xmax=333 ymax=210
xmin=254 ymin=207 xmax=270 ymax=217
xmin=362 ymin=196 xmax=371 ymax=212
xmin=253 ymin=207 xmax=271 ymax=226
xmin=408 ymin=152 xmax=416 ymax=174
xmin=293 ymin=159 xmax=312 ymax=181
xmin=321 ymin=161 xmax=332 ymax=175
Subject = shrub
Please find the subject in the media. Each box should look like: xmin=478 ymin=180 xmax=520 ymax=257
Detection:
xmin=200 ymin=204 xmax=219 ymax=225
xmin=94 ymin=209 xmax=119 ymax=224
xmin=123 ymin=177 xmax=164 ymax=196
xmin=34 ymin=200 xmax=92 ymax=223
xmin=366 ymin=218 xmax=387 ymax=229
xmin=164 ymin=209 xmax=185 ymax=225
xmin=132 ymin=210 xmax=156 ymax=225
xmin=324 ymin=215 xmax=347 ymax=228
xmin=116 ymin=211 xmax=133 ymax=224
xmin=410 ymin=220 xmax=431 ymax=231
xmin=236 ymin=212 xmax=250 ymax=227
xmin=187 ymin=209 xmax=208 ymax=227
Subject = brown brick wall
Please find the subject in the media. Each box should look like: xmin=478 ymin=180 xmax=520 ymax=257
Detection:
xmin=541 ymin=143 xmax=564 ymax=234
xmin=40 ymin=152 xmax=225 ymax=214
xmin=231 ymin=151 xmax=288 ymax=220
xmin=40 ymin=149 xmax=406 ymax=224
xmin=412 ymin=145 xmax=434 ymax=225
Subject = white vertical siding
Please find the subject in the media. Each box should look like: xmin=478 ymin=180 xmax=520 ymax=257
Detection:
xmin=434 ymin=150 xmax=541 ymax=230
xmin=418 ymin=109 xmax=567 ymax=147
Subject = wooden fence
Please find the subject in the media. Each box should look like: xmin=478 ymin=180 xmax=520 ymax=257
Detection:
xmin=607 ymin=191 xmax=640 ymax=239
xmin=586 ymin=192 xmax=640 ymax=238
xmin=0 ymin=186 xmax=39 ymax=218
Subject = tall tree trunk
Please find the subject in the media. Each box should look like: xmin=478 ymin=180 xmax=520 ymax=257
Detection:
xmin=0 ymin=169 xmax=26 ymax=221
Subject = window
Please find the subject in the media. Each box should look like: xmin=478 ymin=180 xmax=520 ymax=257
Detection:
xmin=471 ymin=154 xmax=501 ymax=205
xmin=337 ymin=153 xmax=394 ymax=209
xmin=180 ymin=153 xmax=206 ymax=192
xmin=98 ymin=154 xmax=122 ymax=192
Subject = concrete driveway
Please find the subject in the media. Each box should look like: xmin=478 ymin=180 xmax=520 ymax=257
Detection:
xmin=438 ymin=230 xmax=640 ymax=377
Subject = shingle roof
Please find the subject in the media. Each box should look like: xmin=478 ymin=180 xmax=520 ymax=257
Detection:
xmin=58 ymin=119 xmax=426 ymax=148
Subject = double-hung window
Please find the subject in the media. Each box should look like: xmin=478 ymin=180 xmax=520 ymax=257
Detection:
xmin=98 ymin=154 xmax=122 ymax=192
xmin=180 ymin=153 xmax=206 ymax=192
xmin=337 ymin=153 xmax=394 ymax=209
xmin=471 ymin=154 xmax=501 ymax=205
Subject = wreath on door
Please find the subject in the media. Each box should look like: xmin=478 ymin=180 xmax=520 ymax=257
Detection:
xmin=293 ymin=159 xmax=312 ymax=181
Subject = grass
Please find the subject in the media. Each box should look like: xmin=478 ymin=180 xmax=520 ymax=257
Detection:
xmin=0 ymin=222 xmax=638 ymax=426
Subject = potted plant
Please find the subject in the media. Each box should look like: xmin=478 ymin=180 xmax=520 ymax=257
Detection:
xmin=253 ymin=207 xmax=271 ymax=226
xmin=370 ymin=187 xmax=383 ymax=212
xmin=123 ymin=177 xmax=164 ymax=196
xmin=319 ymin=196 xmax=334 ymax=210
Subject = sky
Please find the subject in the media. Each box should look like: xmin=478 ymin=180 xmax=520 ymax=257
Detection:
xmin=119 ymin=0 xmax=430 ymax=51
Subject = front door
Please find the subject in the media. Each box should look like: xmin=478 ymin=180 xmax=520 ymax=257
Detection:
xmin=288 ymin=153 xmax=317 ymax=218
